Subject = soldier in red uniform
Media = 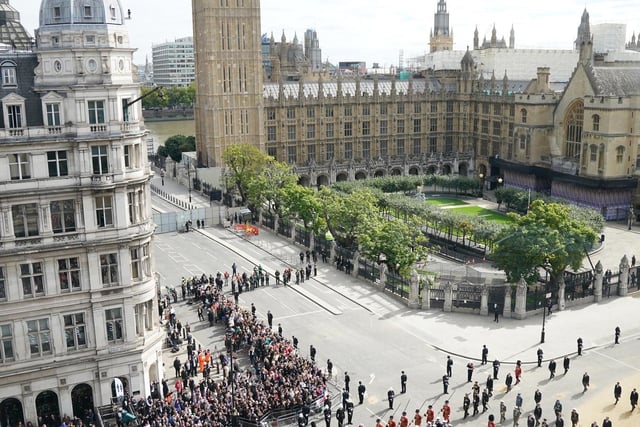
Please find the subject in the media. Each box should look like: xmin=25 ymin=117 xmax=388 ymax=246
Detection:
xmin=425 ymin=405 xmax=435 ymax=424
xmin=442 ymin=400 xmax=451 ymax=423
xmin=399 ymin=411 xmax=409 ymax=427
xmin=413 ymin=409 xmax=423 ymax=426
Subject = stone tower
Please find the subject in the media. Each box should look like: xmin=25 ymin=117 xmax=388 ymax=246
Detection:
xmin=429 ymin=0 xmax=453 ymax=53
xmin=192 ymin=0 xmax=265 ymax=167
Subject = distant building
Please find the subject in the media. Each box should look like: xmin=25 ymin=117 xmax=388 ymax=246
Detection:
xmin=0 ymin=0 xmax=32 ymax=50
xmin=339 ymin=61 xmax=367 ymax=75
xmin=429 ymin=0 xmax=453 ymax=52
xmin=304 ymin=29 xmax=322 ymax=73
xmin=152 ymin=36 xmax=195 ymax=87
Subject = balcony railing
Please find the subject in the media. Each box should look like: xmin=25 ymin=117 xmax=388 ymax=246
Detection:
xmin=90 ymin=124 xmax=108 ymax=133
xmin=91 ymin=174 xmax=114 ymax=185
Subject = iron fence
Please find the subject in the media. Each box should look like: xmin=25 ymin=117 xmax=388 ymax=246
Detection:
xmin=262 ymin=213 xmax=275 ymax=230
xmin=385 ymin=272 xmax=409 ymax=299
xmin=295 ymin=227 xmax=311 ymax=247
xmin=277 ymin=218 xmax=291 ymax=237
xmin=430 ymin=287 xmax=445 ymax=309
xmin=358 ymin=258 xmax=381 ymax=282
xmin=453 ymin=285 xmax=482 ymax=309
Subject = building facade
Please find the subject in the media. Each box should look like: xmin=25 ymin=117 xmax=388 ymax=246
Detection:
xmin=192 ymin=0 xmax=265 ymax=168
xmin=151 ymin=36 xmax=195 ymax=87
xmin=0 ymin=1 xmax=163 ymax=425
xmin=194 ymin=0 xmax=640 ymax=218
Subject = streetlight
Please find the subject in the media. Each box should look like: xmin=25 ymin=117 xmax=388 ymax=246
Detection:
xmin=478 ymin=173 xmax=485 ymax=198
xmin=497 ymin=177 xmax=503 ymax=187
xmin=540 ymin=259 xmax=552 ymax=344
xmin=186 ymin=157 xmax=192 ymax=203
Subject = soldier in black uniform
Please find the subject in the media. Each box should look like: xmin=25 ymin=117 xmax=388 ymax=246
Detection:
xmin=492 ymin=359 xmax=500 ymax=379
xmin=346 ymin=399 xmax=354 ymax=425
xmin=577 ymin=337 xmax=583 ymax=356
xmin=400 ymin=371 xmax=407 ymax=393
xmin=387 ymin=387 xmax=395 ymax=410
xmin=481 ymin=345 xmax=489 ymax=365
xmin=537 ymin=348 xmax=544 ymax=367
xmin=442 ymin=375 xmax=449 ymax=394
xmin=323 ymin=405 xmax=332 ymax=427
xmin=357 ymin=381 xmax=366 ymax=404
xmin=335 ymin=407 xmax=345 ymax=427
xmin=344 ymin=372 xmax=350 ymax=393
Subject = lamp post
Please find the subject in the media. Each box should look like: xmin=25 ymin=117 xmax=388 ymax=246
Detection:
xmin=497 ymin=177 xmax=503 ymax=187
xmin=478 ymin=173 xmax=484 ymax=198
xmin=540 ymin=259 xmax=552 ymax=344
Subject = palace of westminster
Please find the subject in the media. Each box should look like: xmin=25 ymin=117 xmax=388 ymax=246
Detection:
xmin=194 ymin=0 xmax=640 ymax=221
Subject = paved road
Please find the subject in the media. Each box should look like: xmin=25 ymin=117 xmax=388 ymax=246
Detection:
xmin=153 ymin=226 xmax=640 ymax=426
xmin=151 ymin=175 xmax=640 ymax=426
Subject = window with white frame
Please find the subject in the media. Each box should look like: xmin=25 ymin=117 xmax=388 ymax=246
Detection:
xmin=142 ymin=243 xmax=150 ymax=276
xmin=1 ymin=65 xmax=16 ymax=87
xmin=91 ymin=145 xmax=109 ymax=174
xmin=100 ymin=253 xmax=119 ymax=286
xmin=0 ymin=267 xmax=5 ymax=301
xmin=131 ymin=247 xmax=141 ymax=280
xmin=51 ymin=200 xmax=76 ymax=233
xmin=45 ymin=103 xmax=61 ymax=127
xmin=122 ymin=99 xmax=130 ymax=122
xmin=9 ymin=153 xmax=30 ymax=180
xmin=105 ymin=308 xmax=123 ymax=342
xmin=0 ymin=324 xmax=13 ymax=362
xmin=95 ymin=195 xmax=113 ymax=227
xmin=127 ymin=191 xmax=142 ymax=224
xmin=58 ymin=257 xmax=81 ymax=292
xmin=64 ymin=313 xmax=86 ymax=350
xmin=20 ymin=262 xmax=44 ymax=297
xmin=88 ymin=100 xmax=105 ymax=124
xmin=84 ymin=6 xmax=92 ymax=18
xmin=124 ymin=145 xmax=131 ymax=169
xmin=12 ymin=203 xmax=38 ymax=237
xmin=47 ymin=151 xmax=68 ymax=177
xmin=27 ymin=319 xmax=51 ymax=357
xmin=7 ymin=105 xmax=22 ymax=129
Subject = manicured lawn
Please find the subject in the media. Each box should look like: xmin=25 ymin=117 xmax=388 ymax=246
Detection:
xmin=424 ymin=197 xmax=469 ymax=207
xmin=450 ymin=206 xmax=513 ymax=223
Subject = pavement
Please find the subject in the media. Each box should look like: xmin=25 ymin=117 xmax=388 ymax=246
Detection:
xmin=152 ymin=173 xmax=640 ymax=426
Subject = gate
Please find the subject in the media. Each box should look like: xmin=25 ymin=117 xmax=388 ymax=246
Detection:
xmin=488 ymin=285 xmax=506 ymax=314
xmin=295 ymin=227 xmax=311 ymax=247
xmin=453 ymin=283 xmax=482 ymax=310
xmin=277 ymin=218 xmax=291 ymax=237
xmin=358 ymin=258 xmax=380 ymax=282
xmin=563 ymin=270 xmax=594 ymax=300
xmin=314 ymin=235 xmax=332 ymax=261
xmin=430 ymin=286 xmax=445 ymax=309
xmin=385 ymin=272 xmax=409 ymax=299
xmin=262 ymin=213 xmax=275 ymax=230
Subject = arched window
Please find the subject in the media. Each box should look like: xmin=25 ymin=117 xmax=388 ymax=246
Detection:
xmin=589 ymin=145 xmax=597 ymax=162
xmin=592 ymin=114 xmax=600 ymax=131
xmin=565 ymin=101 xmax=584 ymax=160
xmin=520 ymin=108 xmax=527 ymax=124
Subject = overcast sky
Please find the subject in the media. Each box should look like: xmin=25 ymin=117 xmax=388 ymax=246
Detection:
xmin=17 ymin=0 xmax=640 ymax=67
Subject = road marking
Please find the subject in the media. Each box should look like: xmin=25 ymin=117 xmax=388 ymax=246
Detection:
xmin=275 ymin=310 xmax=325 ymax=320
xmin=592 ymin=348 xmax=640 ymax=372
xmin=369 ymin=373 xmax=375 ymax=384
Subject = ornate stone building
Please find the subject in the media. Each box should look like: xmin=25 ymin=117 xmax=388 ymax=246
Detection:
xmin=0 ymin=0 xmax=163 ymax=424
xmin=192 ymin=0 xmax=265 ymax=168
xmin=429 ymin=0 xmax=453 ymax=53
xmin=193 ymin=0 xmax=640 ymax=219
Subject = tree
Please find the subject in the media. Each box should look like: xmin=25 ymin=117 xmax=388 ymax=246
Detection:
xmin=246 ymin=160 xmax=297 ymax=215
xmin=223 ymin=144 xmax=272 ymax=203
xmin=358 ymin=214 xmax=428 ymax=276
xmin=284 ymin=185 xmax=324 ymax=233
xmin=157 ymin=134 xmax=194 ymax=162
xmin=318 ymin=187 xmax=379 ymax=250
xmin=491 ymin=200 xmax=598 ymax=285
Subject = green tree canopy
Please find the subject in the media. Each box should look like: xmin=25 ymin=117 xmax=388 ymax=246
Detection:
xmin=223 ymin=144 xmax=272 ymax=203
xmin=157 ymin=134 xmax=195 ymax=162
xmin=492 ymin=200 xmax=598 ymax=285
xmin=246 ymin=160 xmax=297 ymax=215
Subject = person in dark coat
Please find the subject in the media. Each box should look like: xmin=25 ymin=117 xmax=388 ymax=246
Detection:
xmin=387 ymin=387 xmax=395 ymax=409
xmin=548 ymin=359 xmax=557 ymax=378
xmin=614 ymin=382 xmax=622 ymax=404
xmin=400 ymin=371 xmax=407 ymax=393
xmin=357 ymin=381 xmax=366 ymax=404
xmin=442 ymin=375 xmax=449 ymax=394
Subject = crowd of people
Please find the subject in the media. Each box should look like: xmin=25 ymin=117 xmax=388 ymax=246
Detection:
xmin=140 ymin=274 xmax=329 ymax=427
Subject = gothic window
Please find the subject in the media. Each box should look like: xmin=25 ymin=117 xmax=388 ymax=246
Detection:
xmin=616 ymin=146 xmax=625 ymax=163
xmin=564 ymin=101 xmax=584 ymax=160
xmin=520 ymin=108 xmax=527 ymax=124
xmin=590 ymin=145 xmax=597 ymax=162
xmin=592 ymin=114 xmax=600 ymax=131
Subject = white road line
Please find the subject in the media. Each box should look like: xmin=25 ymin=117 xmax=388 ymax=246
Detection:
xmin=592 ymin=348 xmax=640 ymax=372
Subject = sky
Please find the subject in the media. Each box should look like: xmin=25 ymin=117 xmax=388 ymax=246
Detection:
xmin=16 ymin=0 xmax=640 ymax=68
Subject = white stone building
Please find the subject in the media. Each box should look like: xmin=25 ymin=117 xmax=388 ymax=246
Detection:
xmin=0 ymin=0 xmax=163 ymax=424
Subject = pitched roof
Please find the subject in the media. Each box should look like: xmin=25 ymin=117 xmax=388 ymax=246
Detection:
xmin=590 ymin=66 xmax=640 ymax=96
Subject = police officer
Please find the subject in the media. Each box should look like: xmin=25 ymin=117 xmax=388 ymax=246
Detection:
xmin=442 ymin=375 xmax=449 ymax=394
xmin=387 ymin=387 xmax=395 ymax=410
xmin=577 ymin=337 xmax=583 ymax=356
xmin=400 ymin=371 xmax=407 ymax=393
xmin=323 ymin=405 xmax=332 ymax=427
xmin=357 ymin=381 xmax=366 ymax=404
xmin=482 ymin=345 xmax=489 ymax=365
xmin=335 ymin=407 xmax=345 ymax=427
xmin=345 ymin=399 xmax=354 ymax=425
xmin=493 ymin=359 xmax=500 ymax=379
xmin=537 ymin=348 xmax=544 ymax=367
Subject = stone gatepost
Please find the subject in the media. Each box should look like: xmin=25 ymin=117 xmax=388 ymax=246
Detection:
xmin=619 ymin=255 xmax=630 ymax=296
xmin=329 ymin=241 xmax=337 ymax=265
xmin=378 ymin=263 xmax=388 ymax=291
xmin=594 ymin=261 xmax=604 ymax=302
xmin=351 ymin=251 xmax=360 ymax=277
xmin=258 ymin=210 xmax=263 ymax=226
xmin=289 ymin=223 xmax=295 ymax=241
xmin=557 ymin=276 xmax=566 ymax=311
xmin=408 ymin=269 xmax=421 ymax=308
xmin=422 ymin=286 xmax=431 ymax=310
xmin=274 ymin=214 xmax=280 ymax=231
xmin=443 ymin=281 xmax=453 ymax=312
xmin=309 ymin=231 xmax=315 ymax=252
xmin=480 ymin=285 xmax=489 ymax=316
xmin=503 ymin=285 xmax=512 ymax=318
xmin=513 ymin=277 xmax=527 ymax=319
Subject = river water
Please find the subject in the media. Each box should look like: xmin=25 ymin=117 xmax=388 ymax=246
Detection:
xmin=144 ymin=119 xmax=195 ymax=152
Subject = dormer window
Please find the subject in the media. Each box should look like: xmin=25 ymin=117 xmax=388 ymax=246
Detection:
xmin=51 ymin=36 xmax=59 ymax=46
xmin=85 ymin=35 xmax=95 ymax=45
xmin=84 ymin=6 xmax=92 ymax=18
xmin=1 ymin=63 xmax=17 ymax=87
xmin=53 ymin=6 xmax=61 ymax=19
xmin=110 ymin=6 xmax=116 ymax=20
